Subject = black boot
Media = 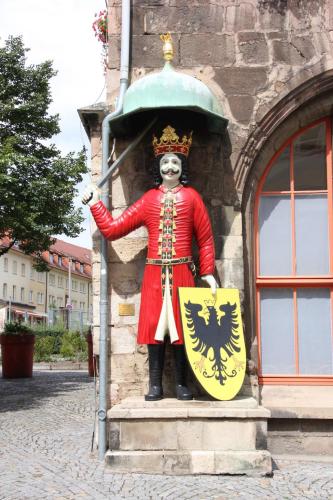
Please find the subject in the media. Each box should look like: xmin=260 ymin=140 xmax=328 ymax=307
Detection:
xmin=145 ymin=344 xmax=165 ymax=401
xmin=173 ymin=345 xmax=193 ymax=400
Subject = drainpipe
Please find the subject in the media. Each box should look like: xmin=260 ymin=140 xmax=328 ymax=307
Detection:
xmin=98 ymin=0 xmax=130 ymax=461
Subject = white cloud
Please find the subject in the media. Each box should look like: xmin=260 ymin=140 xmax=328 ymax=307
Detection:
xmin=1 ymin=0 xmax=107 ymax=249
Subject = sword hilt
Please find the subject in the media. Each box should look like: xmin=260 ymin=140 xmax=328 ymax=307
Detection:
xmin=82 ymin=192 xmax=93 ymax=206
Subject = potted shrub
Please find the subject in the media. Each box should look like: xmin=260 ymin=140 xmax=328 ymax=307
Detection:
xmin=0 ymin=322 xmax=35 ymax=378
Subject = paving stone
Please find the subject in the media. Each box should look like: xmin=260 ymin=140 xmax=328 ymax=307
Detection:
xmin=0 ymin=370 xmax=332 ymax=499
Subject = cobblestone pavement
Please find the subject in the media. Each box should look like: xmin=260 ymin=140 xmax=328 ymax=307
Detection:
xmin=0 ymin=371 xmax=332 ymax=500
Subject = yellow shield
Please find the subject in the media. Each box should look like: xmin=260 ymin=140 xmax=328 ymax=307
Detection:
xmin=178 ymin=288 xmax=246 ymax=401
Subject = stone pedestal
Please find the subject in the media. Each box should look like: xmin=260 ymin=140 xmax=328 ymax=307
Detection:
xmin=106 ymin=397 xmax=272 ymax=475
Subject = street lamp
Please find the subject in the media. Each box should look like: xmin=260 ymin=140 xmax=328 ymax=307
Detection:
xmin=8 ymin=296 xmax=12 ymax=322
xmin=66 ymin=257 xmax=72 ymax=329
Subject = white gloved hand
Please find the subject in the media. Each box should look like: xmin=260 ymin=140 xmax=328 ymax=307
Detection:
xmin=82 ymin=184 xmax=100 ymax=207
xmin=201 ymin=274 xmax=218 ymax=296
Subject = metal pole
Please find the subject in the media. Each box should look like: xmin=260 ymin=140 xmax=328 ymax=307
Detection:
xmin=98 ymin=0 xmax=130 ymax=461
xmin=80 ymin=311 xmax=83 ymax=336
xmin=8 ymin=296 xmax=11 ymax=322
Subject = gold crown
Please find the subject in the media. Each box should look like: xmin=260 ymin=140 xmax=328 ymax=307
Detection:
xmin=204 ymin=298 xmax=216 ymax=307
xmin=152 ymin=125 xmax=193 ymax=158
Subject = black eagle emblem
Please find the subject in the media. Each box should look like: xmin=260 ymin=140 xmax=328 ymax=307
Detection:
xmin=185 ymin=301 xmax=241 ymax=385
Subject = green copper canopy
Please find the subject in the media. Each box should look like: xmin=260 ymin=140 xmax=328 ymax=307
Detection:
xmin=108 ymin=61 xmax=228 ymax=136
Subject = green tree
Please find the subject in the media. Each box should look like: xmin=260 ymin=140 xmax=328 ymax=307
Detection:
xmin=0 ymin=36 xmax=87 ymax=270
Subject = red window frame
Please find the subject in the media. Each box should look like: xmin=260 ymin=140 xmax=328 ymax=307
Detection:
xmin=254 ymin=117 xmax=333 ymax=385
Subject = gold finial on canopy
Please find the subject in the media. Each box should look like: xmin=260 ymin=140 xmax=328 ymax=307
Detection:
xmin=160 ymin=32 xmax=174 ymax=62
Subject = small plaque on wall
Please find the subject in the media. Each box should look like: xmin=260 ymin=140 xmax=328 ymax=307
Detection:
xmin=118 ymin=303 xmax=135 ymax=316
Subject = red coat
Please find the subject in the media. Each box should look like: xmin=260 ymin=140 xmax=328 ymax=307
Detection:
xmin=91 ymin=184 xmax=215 ymax=344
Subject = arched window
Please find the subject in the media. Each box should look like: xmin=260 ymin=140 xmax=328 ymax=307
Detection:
xmin=255 ymin=118 xmax=333 ymax=384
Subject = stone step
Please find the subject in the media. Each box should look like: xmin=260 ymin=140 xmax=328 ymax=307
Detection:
xmin=107 ymin=396 xmax=272 ymax=475
xmin=105 ymin=449 xmax=272 ymax=476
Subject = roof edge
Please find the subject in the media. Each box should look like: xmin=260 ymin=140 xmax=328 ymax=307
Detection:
xmin=77 ymin=102 xmax=108 ymax=139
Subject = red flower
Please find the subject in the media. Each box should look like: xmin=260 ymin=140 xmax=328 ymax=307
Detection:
xmin=93 ymin=10 xmax=109 ymax=74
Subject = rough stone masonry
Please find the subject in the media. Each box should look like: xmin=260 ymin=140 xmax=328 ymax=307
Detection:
xmin=88 ymin=0 xmax=333 ymax=406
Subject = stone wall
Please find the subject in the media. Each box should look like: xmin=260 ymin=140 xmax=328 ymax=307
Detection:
xmin=92 ymin=0 xmax=333 ymax=404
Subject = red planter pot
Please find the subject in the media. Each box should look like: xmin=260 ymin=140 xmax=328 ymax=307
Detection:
xmin=86 ymin=332 xmax=95 ymax=377
xmin=0 ymin=334 xmax=35 ymax=378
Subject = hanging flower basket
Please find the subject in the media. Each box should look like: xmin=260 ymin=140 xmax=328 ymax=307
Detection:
xmin=93 ymin=10 xmax=108 ymax=72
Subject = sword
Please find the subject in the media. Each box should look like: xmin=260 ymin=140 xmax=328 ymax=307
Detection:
xmin=83 ymin=117 xmax=157 ymax=204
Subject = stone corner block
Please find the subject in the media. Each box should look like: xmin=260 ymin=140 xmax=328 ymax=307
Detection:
xmin=191 ymin=450 xmax=215 ymax=474
xmin=221 ymin=205 xmax=243 ymax=236
xmin=225 ymin=4 xmax=256 ymax=32
xmin=214 ymin=450 xmax=272 ymax=476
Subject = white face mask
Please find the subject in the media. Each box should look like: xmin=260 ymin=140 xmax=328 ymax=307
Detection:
xmin=159 ymin=153 xmax=182 ymax=187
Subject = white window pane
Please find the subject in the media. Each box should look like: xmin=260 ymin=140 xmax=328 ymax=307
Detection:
xmin=297 ymin=288 xmax=333 ymax=375
xmin=260 ymin=288 xmax=295 ymax=374
xmin=294 ymin=123 xmax=326 ymax=191
xmin=263 ymin=146 xmax=290 ymax=191
xmin=295 ymin=195 xmax=329 ymax=275
xmin=259 ymin=196 xmax=292 ymax=275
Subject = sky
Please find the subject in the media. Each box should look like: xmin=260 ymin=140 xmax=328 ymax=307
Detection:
xmin=1 ymin=0 xmax=107 ymax=249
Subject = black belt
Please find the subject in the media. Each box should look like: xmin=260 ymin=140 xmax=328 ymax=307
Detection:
xmin=146 ymin=256 xmax=193 ymax=265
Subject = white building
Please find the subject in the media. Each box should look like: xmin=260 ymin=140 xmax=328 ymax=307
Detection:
xmin=0 ymin=238 xmax=92 ymax=329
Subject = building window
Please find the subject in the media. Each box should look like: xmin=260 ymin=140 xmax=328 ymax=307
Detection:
xmin=72 ymin=260 xmax=76 ymax=270
xmin=49 ymin=295 xmax=56 ymax=307
xmin=58 ymin=276 xmax=64 ymax=288
xmin=57 ymin=296 xmax=63 ymax=307
xmin=12 ymin=260 xmax=17 ymax=275
xmin=80 ymin=264 xmax=84 ymax=273
xmin=4 ymin=257 xmax=8 ymax=272
xmin=29 ymin=290 xmax=33 ymax=303
xmin=37 ymin=292 xmax=44 ymax=305
xmin=3 ymin=283 xmax=7 ymax=299
xmin=30 ymin=267 xmax=35 ymax=280
xmin=72 ymin=280 xmax=78 ymax=291
xmin=79 ymin=301 xmax=85 ymax=310
xmin=58 ymin=256 xmax=62 ymax=266
xmin=79 ymin=282 xmax=86 ymax=293
xmin=21 ymin=263 xmax=26 ymax=277
xmin=49 ymin=273 xmax=55 ymax=286
xmin=20 ymin=287 xmax=25 ymax=302
xmin=49 ymin=253 xmax=54 ymax=264
xmin=12 ymin=285 xmax=16 ymax=300
xmin=37 ymin=272 xmax=44 ymax=283
xmin=255 ymin=118 xmax=333 ymax=383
